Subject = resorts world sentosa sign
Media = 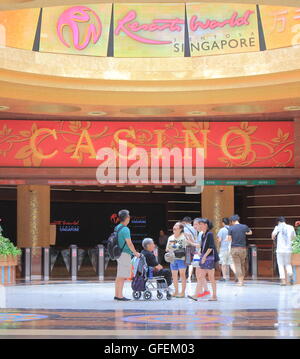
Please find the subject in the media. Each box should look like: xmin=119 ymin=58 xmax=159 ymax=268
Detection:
xmin=38 ymin=2 xmax=260 ymax=57
xmin=1 ymin=3 xmax=299 ymax=55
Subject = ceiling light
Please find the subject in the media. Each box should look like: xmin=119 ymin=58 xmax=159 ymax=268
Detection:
xmin=88 ymin=111 xmax=107 ymax=116
xmin=284 ymin=106 xmax=300 ymax=111
xmin=187 ymin=111 xmax=207 ymax=116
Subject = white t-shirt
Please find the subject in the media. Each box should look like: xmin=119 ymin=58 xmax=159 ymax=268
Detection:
xmin=166 ymin=233 xmax=187 ymax=260
xmin=272 ymin=223 xmax=296 ymax=253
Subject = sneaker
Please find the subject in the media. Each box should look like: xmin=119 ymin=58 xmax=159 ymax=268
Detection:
xmin=197 ymin=291 xmax=210 ymax=298
xmin=114 ymin=296 xmax=131 ymax=301
xmin=280 ymin=279 xmax=286 ymax=286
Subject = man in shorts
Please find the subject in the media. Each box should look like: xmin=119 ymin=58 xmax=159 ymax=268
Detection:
xmin=114 ymin=209 xmax=140 ymax=301
xmin=217 ymin=217 xmax=236 ymax=281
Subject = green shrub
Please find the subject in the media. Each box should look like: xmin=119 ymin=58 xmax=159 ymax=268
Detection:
xmin=292 ymin=233 xmax=300 ymax=254
xmin=0 ymin=235 xmax=22 ymax=257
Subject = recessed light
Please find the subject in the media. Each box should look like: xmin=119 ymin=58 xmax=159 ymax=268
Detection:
xmin=212 ymin=104 xmax=264 ymax=114
xmin=88 ymin=111 xmax=107 ymax=116
xmin=121 ymin=107 xmax=173 ymax=115
xmin=29 ymin=104 xmax=81 ymax=113
xmin=284 ymin=106 xmax=300 ymax=111
xmin=187 ymin=111 xmax=207 ymax=116
xmin=0 ymin=106 xmax=10 ymax=111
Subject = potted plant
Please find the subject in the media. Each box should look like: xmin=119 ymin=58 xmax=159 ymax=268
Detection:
xmin=0 ymin=235 xmax=21 ymax=285
xmin=291 ymin=222 xmax=300 ymax=284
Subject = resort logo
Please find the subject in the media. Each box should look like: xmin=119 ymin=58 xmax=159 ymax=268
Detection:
xmin=57 ymin=6 xmax=102 ymax=50
xmin=115 ymin=10 xmax=184 ymax=45
xmin=110 ymin=213 xmax=119 ymax=224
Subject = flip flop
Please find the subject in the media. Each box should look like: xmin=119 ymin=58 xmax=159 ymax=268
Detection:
xmin=208 ymin=298 xmax=218 ymax=301
xmin=187 ymin=295 xmax=198 ymax=301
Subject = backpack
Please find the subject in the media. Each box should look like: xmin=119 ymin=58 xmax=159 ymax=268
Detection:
xmin=107 ymin=224 xmax=126 ymax=260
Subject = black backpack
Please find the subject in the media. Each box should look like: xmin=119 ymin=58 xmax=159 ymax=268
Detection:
xmin=107 ymin=225 xmax=126 ymax=260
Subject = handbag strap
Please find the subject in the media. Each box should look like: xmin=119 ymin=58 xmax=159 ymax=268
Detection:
xmin=116 ymin=224 xmax=127 ymax=252
xmin=201 ymin=232 xmax=214 ymax=256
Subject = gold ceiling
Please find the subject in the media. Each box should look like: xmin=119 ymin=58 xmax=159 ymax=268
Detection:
xmin=0 ymin=45 xmax=300 ymax=119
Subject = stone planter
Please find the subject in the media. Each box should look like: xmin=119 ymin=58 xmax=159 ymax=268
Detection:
xmin=291 ymin=253 xmax=300 ymax=284
xmin=0 ymin=255 xmax=18 ymax=285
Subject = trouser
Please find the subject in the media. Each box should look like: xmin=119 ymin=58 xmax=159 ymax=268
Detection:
xmin=276 ymin=252 xmax=293 ymax=279
xmin=155 ymin=269 xmax=172 ymax=286
xmin=231 ymin=247 xmax=247 ymax=279
xmin=158 ymin=248 xmax=166 ymax=265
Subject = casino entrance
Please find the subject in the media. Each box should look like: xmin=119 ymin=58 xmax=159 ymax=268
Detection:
xmin=0 ymin=182 xmax=299 ymax=280
xmin=0 ymin=185 xmax=201 ymax=280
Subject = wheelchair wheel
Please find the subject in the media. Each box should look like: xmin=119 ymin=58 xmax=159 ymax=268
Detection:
xmin=132 ymin=291 xmax=141 ymax=300
xmin=166 ymin=292 xmax=172 ymax=300
xmin=157 ymin=291 xmax=164 ymax=300
xmin=143 ymin=290 xmax=152 ymax=300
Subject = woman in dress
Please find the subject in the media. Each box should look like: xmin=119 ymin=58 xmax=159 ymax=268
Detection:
xmin=187 ymin=218 xmax=218 ymax=301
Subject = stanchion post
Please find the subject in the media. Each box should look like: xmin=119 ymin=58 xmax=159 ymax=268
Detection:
xmin=70 ymin=245 xmax=78 ymax=281
xmin=42 ymin=247 xmax=50 ymax=281
xmin=249 ymin=244 xmax=258 ymax=280
xmin=96 ymin=244 xmax=105 ymax=281
xmin=22 ymin=248 xmax=31 ymax=282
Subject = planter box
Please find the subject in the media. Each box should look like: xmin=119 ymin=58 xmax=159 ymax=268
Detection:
xmin=0 ymin=255 xmax=18 ymax=285
xmin=292 ymin=253 xmax=300 ymax=285
xmin=292 ymin=253 xmax=300 ymax=266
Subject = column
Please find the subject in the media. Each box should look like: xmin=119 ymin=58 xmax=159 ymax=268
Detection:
xmin=17 ymin=185 xmax=50 ymax=280
xmin=201 ymin=185 xmax=234 ymax=241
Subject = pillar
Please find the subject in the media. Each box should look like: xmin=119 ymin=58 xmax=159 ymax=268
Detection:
xmin=201 ymin=186 xmax=234 ymax=242
xmin=17 ymin=185 xmax=50 ymax=279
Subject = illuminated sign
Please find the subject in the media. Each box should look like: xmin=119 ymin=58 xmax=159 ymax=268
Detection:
xmin=40 ymin=3 xmax=112 ymax=56
xmin=114 ymin=3 xmax=185 ymax=57
xmin=0 ymin=120 xmax=294 ymax=168
xmin=260 ymin=5 xmax=300 ymax=49
xmin=57 ymin=6 xmax=102 ymax=50
xmin=1 ymin=3 xmax=300 ymax=57
xmin=51 ymin=220 xmax=80 ymax=232
xmin=187 ymin=3 xmax=259 ymax=56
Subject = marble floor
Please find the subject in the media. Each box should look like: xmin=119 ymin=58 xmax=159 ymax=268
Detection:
xmin=0 ymin=279 xmax=299 ymax=338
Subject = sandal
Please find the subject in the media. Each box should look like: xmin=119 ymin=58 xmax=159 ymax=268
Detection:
xmin=187 ymin=295 xmax=198 ymax=301
xmin=208 ymin=298 xmax=218 ymax=301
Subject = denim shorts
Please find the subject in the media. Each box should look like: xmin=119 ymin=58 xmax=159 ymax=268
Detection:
xmin=170 ymin=259 xmax=187 ymax=271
